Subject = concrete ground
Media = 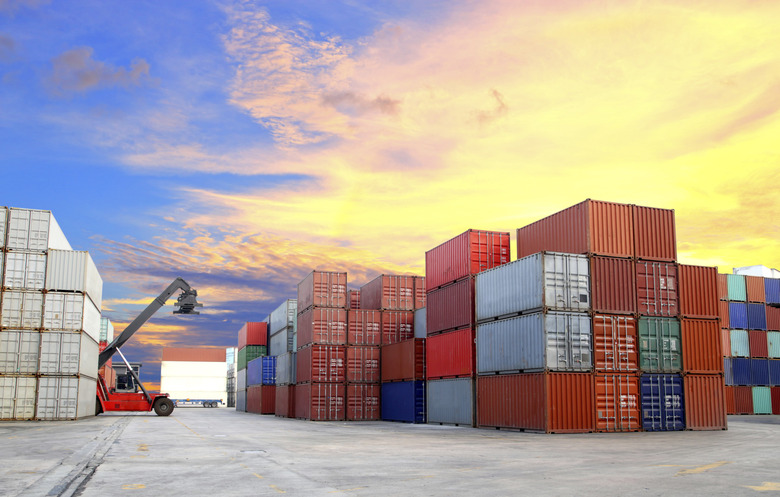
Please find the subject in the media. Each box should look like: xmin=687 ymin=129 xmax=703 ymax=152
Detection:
xmin=2 ymin=410 xmax=779 ymax=497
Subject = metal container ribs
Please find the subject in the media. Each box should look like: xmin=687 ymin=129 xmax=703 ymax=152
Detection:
xmin=296 ymin=307 xmax=347 ymax=347
xmin=593 ymin=314 xmax=638 ymax=372
xmin=346 ymin=346 xmax=380 ymax=383
xmin=294 ymin=382 xmax=345 ymax=421
xmin=296 ymin=344 xmax=345 ymax=384
xmin=753 ymin=386 xmax=772 ymax=414
xmin=427 ymin=328 xmax=475 ymax=379
xmin=274 ymin=384 xmax=295 ymax=418
xmin=681 ymin=319 xmax=723 ymax=374
xmin=590 ymin=256 xmax=636 ymax=315
xmin=749 ymin=331 xmax=769 ymax=358
xmin=297 ymin=271 xmax=347 ymax=312
xmin=346 ymin=384 xmax=380 ymax=421
xmin=765 ymin=278 xmax=780 ymax=304
xmin=678 ymin=264 xmax=718 ymax=319
xmin=360 ymin=274 xmax=415 ymax=311
xmin=381 ymin=310 xmax=414 ymax=345
xmin=729 ymin=302 xmax=748 ymax=329
xmin=733 ymin=386 xmax=753 ymax=414
xmin=425 ymin=229 xmax=510 ymax=291
xmin=747 ymin=303 xmax=767 ymax=331
xmin=727 ymin=274 xmax=746 ymax=302
xmin=594 ymin=374 xmax=641 ymax=432
xmin=246 ymin=385 xmax=276 ymax=414
xmin=427 ymin=377 xmax=475 ymax=426
xmin=683 ymin=374 xmax=727 ymax=430
xmin=745 ymin=276 xmax=766 ymax=303
xmin=636 ymin=261 xmax=678 ymax=317
xmin=767 ymin=308 xmax=780 ymax=332
xmin=638 ymin=317 xmax=681 ymax=372
xmin=717 ymin=274 xmax=728 ymax=301
xmin=640 ymin=374 xmax=685 ymax=431
xmin=347 ymin=309 xmax=382 ymax=346
xmin=347 ymin=290 xmax=361 ymax=310
xmin=632 ymin=204 xmax=676 ymax=262
xmin=238 ymin=322 xmax=268 ymax=349
xmin=380 ymin=338 xmax=425 ymax=382
xmin=426 ymin=277 xmax=474 ymax=335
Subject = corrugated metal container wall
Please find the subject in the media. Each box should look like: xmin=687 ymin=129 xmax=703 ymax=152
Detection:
xmin=43 ymin=292 xmax=102 ymax=343
xmin=347 ymin=309 xmax=382 ymax=346
xmin=720 ymin=328 xmax=731 ymax=358
xmin=275 ymin=352 xmax=296 ymax=386
xmin=773 ymin=387 xmax=780 ymax=414
xmin=729 ymin=303 xmax=748 ymax=329
xmin=768 ymin=309 xmax=780 ymax=332
xmin=381 ymin=310 xmax=414 ymax=345
xmin=747 ymin=303 xmax=767 ymax=330
xmin=749 ymin=331 xmax=768 ymax=358
xmin=769 ymin=332 xmax=780 ymax=358
xmin=0 ymin=206 xmax=6 ymax=248
xmin=237 ymin=368 xmax=247 ymax=391
xmin=0 ymin=376 xmax=37 ymax=420
xmin=413 ymin=276 xmax=426 ymax=309
xmin=640 ymin=374 xmax=685 ymax=431
xmin=724 ymin=385 xmax=735 ymax=414
xmin=381 ymin=381 xmax=425 ymax=423
xmin=3 ymin=252 xmax=47 ymax=290
xmin=476 ymin=312 xmax=592 ymax=374
xmin=632 ymin=205 xmax=676 ymax=262
xmin=590 ymin=256 xmax=636 ymax=315
xmin=717 ymin=274 xmax=728 ymax=301
xmin=246 ymin=357 xmax=264 ymax=386
xmin=426 ymin=278 xmax=474 ymax=335
xmin=347 ymin=290 xmax=360 ymax=310
xmin=727 ymin=274 xmax=746 ymax=302
xmin=161 ymin=347 xmax=226 ymax=362
xmin=718 ymin=301 xmax=729 ymax=329
xmin=683 ymin=374 xmax=727 ymax=430
xmin=678 ymin=265 xmax=718 ymax=319
xmin=594 ymin=374 xmax=641 ymax=432
xmin=238 ymin=322 xmax=267 ymax=349
xmin=745 ymin=276 xmax=766 ymax=303
xmin=593 ymin=314 xmax=638 ymax=372
xmin=753 ymin=386 xmax=772 ymax=414
xmin=360 ymin=275 xmax=415 ymax=311
xmin=297 ymin=271 xmax=347 ymax=312
xmin=261 ymin=356 xmax=276 ymax=385
xmin=426 ymin=377 xmax=474 ymax=426
xmin=296 ymin=345 xmax=345 ymax=384
xmin=0 ymin=330 xmax=40 ymax=374
xmin=733 ymin=386 xmax=753 ymax=414
xmin=731 ymin=357 xmax=751 ymax=385
xmin=39 ymin=331 xmax=98 ymax=377
xmin=36 ymin=375 xmax=96 ymax=420
xmin=295 ymin=382 xmax=345 ymax=421
xmin=274 ymin=384 xmax=295 ymax=417
xmin=723 ymin=357 xmax=734 ymax=385
xmin=474 ymin=252 xmax=590 ymax=322
xmin=246 ymin=385 xmax=276 ymax=414
xmin=516 ymin=200 xmax=634 ymax=259
xmin=681 ymin=319 xmax=723 ymax=374
xmin=296 ymin=307 xmax=347 ymax=347
xmin=0 ymin=252 xmax=4 ymax=284
xmin=346 ymin=384 xmax=380 ymax=421
xmin=427 ymin=328 xmax=475 ymax=379
xmin=636 ymin=261 xmax=678 ymax=317
xmin=346 ymin=346 xmax=380 ymax=383
xmin=638 ymin=317 xmax=681 ymax=372
xmin=413 ymin=308 xmax=427 ymax=338
xmin=6 ymin=208 xmax=71 ymax=252
xmin=1 ymin=291 xmax=44 ymax=329
xmin=44 ymin=250 xmax=103 ymax=310
xmin=270 ymin=299 xmax=297 ymax=335
xmin=751 ymin=359 xmax=770 ymax=386
xmin=380 ymin=338 xmax=425 ymax=382
xmin=425 ymin=230 xmax=510 ymax=291
xmin=771 ymin=360 xmax=780 ymax=385
xmin=765 ymin=278 xmax=780 ymax=304
xmin=268 ymin=331 xmax=287 ymax=357
xmin=237 ymin=346 xmax=266 ymax=371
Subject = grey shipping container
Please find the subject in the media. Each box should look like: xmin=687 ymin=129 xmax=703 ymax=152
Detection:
xmin=0 ymin=206 xmax=6 ymax=248
xmin=269 ymin=328 xmax=288 ymax=357
xmin=39 ymin=331 xmax=99 ymax=377
xmin=0 ymin=376 xmax=38 ymax=420
xmin=275 ymin=352 xmax=297 ymax=385
xmin=237 ymin=368 xmax=247 ymax=391
xmin=477 ymin=312 xmax=592 ymax=373
xmin=475 ymin=252 xmax=590 ymax=323
xmin=36 ymin=375 xmax=96 ymax=420
xmin=1 ymin=290 xmax=44 ymax=329
xmin=43 ymin=292 xmax=102 ymax=344
xmin=5 ymin=208 xmax=71 ymax=252
xmin=0 ymin=330 xmax=40 ymax=374
xmin=236 ymin=389 xmax=247 ymax=412
xmin=3 ymin=252 xmax=47 ymax=290
xmin=45 ymin=250 xmax=103 ymax=310
xmin=414 ymin=308 xmax=427 ymax=338
xmin=270 ymin=299 xmax=297 ymax=334
xmin=427 ymin=377 xmax=474 ymax=426
xmin=0 ymin=252 xmax=4 ymax=285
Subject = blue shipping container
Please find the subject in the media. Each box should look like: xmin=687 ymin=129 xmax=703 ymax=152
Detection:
xmin=246 ymin=357 xmax=264 ymax=386
xmin=769 ymin=359 xmax=780 ymax=386
xmin=381 ymin=381 xmax=426 ymax=423
xmin=640 ymin=374 xmax=685 ymax=431
xmin=732 ymin=358 xmax=752 ymax=385
xmin=729 ymin=303 xmax=748 ymax=329
xmin=723 ymin=358 xmax=734 ymax=385
xmin=765 ymin=279 xmax=780 ymax=305
xmin=751 ymin=359 xmax=770 ymax=386
xmin=747 ymin=303 xmax=767 ymax=331
xmin=262 ymin=356 xmax=277 ymax=385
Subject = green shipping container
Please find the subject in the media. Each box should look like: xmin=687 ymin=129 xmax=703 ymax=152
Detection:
xmin=730 ymin=330 xmax=750 ymax=357
xmin=752 ymin=386 xmax=772 ymax=414
xmin=727 ymin=274 xmax=746 ymax=302
xmin=238 ymin=345 xmax=267 ymax=371
xmin=639 ymin=317 xmax=682 ymax=372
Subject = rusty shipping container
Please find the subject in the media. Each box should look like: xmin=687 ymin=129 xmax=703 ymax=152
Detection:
xmin=590 ymin=256 xmax=636 ymax=315
xmin=296 ymin=307 xmax=347 ymax=347
xmin=274 ymin=385 xmax=295 ymax=418
xmin=476 ymin=373 xmax=595 ymax=433
xmin=426 ymin=277 xmax=474 ymax=335
xmin=360 ymin=274 xmax=415 ymax=311
xmin=425 ymin=229 xmax=510 ymax=291
xmin=237 ymin=322 xmax=267 ymax=349
xmin=593 ymin=314 xmax=638 ymax=372
xmin=717 ymin=274 xmax=729 ymax=301
xmin=632 ymin=204 xmax=676 ymax=262
xmin=347 ymin=309 xmax=382 ymax=346
xmin=636 ymin=260 xmax=678 ymax=317
xmin=682 ymin=319 xmax=723 ymax=374
xmin=517 ymin=199 xmax=633 ymax=259
xmin=594 ymin=374 xmax=641 ymax=432
xmin=683 ymin=374 xmax=727 ymax=430
xmin=296 ymin=344 xmax=345 ymax=383
xmin=346 ymin=346 xmax=380 ymax=383
xmin=426 ymin=328 xmax=475 ymax=380
xmin=246 ymin=385 xmax=276 ymax=414
xmin=294 ymin=382 xmax=345 ymax=421
xmin=745 ymin=276 xmax=766 ymax=303
xmin=678 ymin=265 xmax=719 ymax=319
xmin=381 ymin=338 xmax=425 ymax=382
xmin=381 ymin=310 xmax=415 ymax=345
xmin=346 ymin=384 xmax=380 ymax=421
xmin=297 ymin=271 xmax=347 ymax=312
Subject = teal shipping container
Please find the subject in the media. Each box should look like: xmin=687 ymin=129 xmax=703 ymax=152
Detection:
xmin=730 ymin=330 xmax=750 ymax=357
xmin=769 ymin=332 xmax=780 ymax=358
xmin=752 ymin=386 xmax=772 ymax=414
xmin=727 ymin=274 xmax=746 ymax=302
xmin=639 ymin=317 xmax=682 ymax=372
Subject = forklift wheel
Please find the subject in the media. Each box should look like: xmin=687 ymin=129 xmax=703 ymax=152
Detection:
xmin=153 ymin=398 xmax=174 ymax=416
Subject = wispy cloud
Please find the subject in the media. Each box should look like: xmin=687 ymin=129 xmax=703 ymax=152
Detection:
xmin=44 ymin=47 xmax=153 ymax=96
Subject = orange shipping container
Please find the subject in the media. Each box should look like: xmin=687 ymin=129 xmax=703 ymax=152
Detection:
xmin=733 ymin=385 xmax=753 ymax=414
xmin=720 ymin=328 xmax=731 ymax=358
xmin=592 ymin=314 xmax=638 ymax=372
xmin=346 ymin=384 xmax=380 ymax=421
xmin=717 ymin=274 xmax=729 ymax=301
xmin=718 ymin=301 xmax=729 ymax=328
xmin=636 ymin=261 xmax=678 ymax=317
xmin=381 ymin=310 xmax=414 ymax=345
xmin=347 ymin=290 xmax=361 ymax=310
xmin=724 ymin=386 xmax=736 ymax=415
xmin=632 ymin=205 xmax=677 ymax=262
xmin=360 ymin=274 xmax=415 ymax=311
xmin=745 ymin=276 xmax=766 ymax=303
xmin=683 ymin=374 xmax=727 ymax=430
xmin=297 ymin=307 xmax=347 ymax=347
xmin=590 ymin=256 xmax=636 ymax=315
xmin=682 ymin=319 xmax=723 ymax=374
xmin=297 ymin=271 xmax=347 ymax=312
xmin=381 ymin=338 xmax=425 ymax=382
xmin=678 ymin=265 xmax=719 ymax=319
xmin=162 ymin=347 xmax=227 ymax=362
xmin=594 ymin=374 xmax=641 ymax=432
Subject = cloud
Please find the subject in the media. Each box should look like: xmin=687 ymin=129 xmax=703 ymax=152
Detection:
xmin=0 ymin=34 xmax=13 ymax=62
xmin=44 ymin=47 xmax=152 ymax=96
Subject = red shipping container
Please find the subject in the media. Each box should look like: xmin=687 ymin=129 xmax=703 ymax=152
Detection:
xmin=745 ymin=276 xmax=766 ymax=303
xmin=296 ymin=344 xmax=345 ymax=383
xmin=426 ymin=328 xmax=475 ymax=379
xmin=274 ymin=385 xmax=295 ymax=418
xmin=360 ymin=275 xmax=415 ymax=311
xmin=347 ymin=290 xmax=361 ymax=310
xmin=295 ymin=382 xmax=345 ymax=421
xmin=636 ymin=260 xmax=678 ymax=317
xmin=381 ymin=310 xmax=414 ymax=345
xmin=594 ymin=374 xmax=641 ymax=432
xmin=346 ymin=346 xmax=380 ymax=383
xmin=718 ymin=301 xmax=729 ymax=329
xmin=592 ymin=314 xmax=638 ymax=372
xmin=347 ymin=309 xmax=382 ymax=346
xmin=413 ymin=276 xmax=426 ymax=310
xmin=517 ymin=199 xmax=633 ymax=259
xmin=297 ymin=271 xmax=347 ymax=312
xmin=720 ymin=328 xmax=731 ymax=358
xmin=381 ymin=338 xmax=425 ymax=382
xmin=426 ymin=229 xmax=510 ymax=291
xmin=772 ymin=387 xmax=780 ymax=414
xmin=749 ymin=330 xmax=769 ymax=358
xmin=476 ymin=373 xmax=595 ymax=433
xmin=632 ymin=205 xmax=677 ymax=262
xmin=590 ymin=256 xmax=636 ymax=315
xmin=724 ymin=386 xmax=736 ymax=415
xmin=678 ymin=265 xmax=719 ymax=319
xmin=297 ymin=307 xmax=347 ymax=347
xmin=767 ymin=306 xmax=780 ymax=331
xmin=683 ymin=374 xmax=727 ymax=430
xmin=682 ymin=319 xmax=723 ymax=373
xmin=734 ymin=385 xmax=753 ymax=414
xmin=346 ymin=384 xmax=380 ymax=421
xmin=716 ymin=273 xmax=729 ymax=301
xmin=238 ymin=322 xmax=267 ymax=349
xmin=426 ymin=277 xmax=474 ymax=335
xmin=246 ymin=385 xmax=276 ymax=414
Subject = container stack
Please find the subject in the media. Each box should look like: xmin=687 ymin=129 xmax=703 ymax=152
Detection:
xmin=1 ymin=207 xmax=103 ymax=420
xmin=246 ymin=355 xmax=276 ymax=414
xmin=236 ymin=322 xmax=267 ymax=412
xmin=425 ymin=229 xmax=510 ymax=426
xmin=269 ymin=299 xmax=297 ymax=417
xmin=226 ymin=346 xmax=236 ymax=407
xmin=98 ymin=317 xmax=116 ymax=391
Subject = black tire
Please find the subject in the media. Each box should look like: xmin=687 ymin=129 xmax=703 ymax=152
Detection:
xmin=153 ymin=398 xmax=174 ymax=416
xmin=210 ymin=401 xmax=218 ymax=408
xmin=95 ymin=397 xmax=103 ymax=416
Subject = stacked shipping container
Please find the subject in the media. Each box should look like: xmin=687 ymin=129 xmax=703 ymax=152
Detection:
xmin=236 ymin=322 xmax=267 ymax=412
xmin=269 ymin=299 xmax=297 ymax=418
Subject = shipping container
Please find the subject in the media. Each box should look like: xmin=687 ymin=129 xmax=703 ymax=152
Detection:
xmin=360 ymin=274 xmax=415 ymax=311
xmin=428 ymin=328 xmax=475 ymax=379
xmin=729 ymin=303 xmax=748 ymax=329
xmin=237 ymin=345 xmax=266 ymax=371
xmin=770 ymin=332 xmax=780 ymax=358
xmin=767 ymin=308 xmax=780 ymax=331
xmin=260 ymin=356 xmax=276 ymax=385
xmin=731 ymin=357 xmax=751 ymax=385
xmin=516 ymin=199 xmax=633 ymax=259
xmin=346 ymin=346 xmax=380 ymax=383
xmin=640 ymin=374 xmax=685 ymax=431
xmin=294 ymin=382 xmax=345 ymax=421
xmin=36 ymin=375 xmax=96 ymax=420
xmin=414 ymin=308 xmax=426 ymax=338
xmin=636 ymin=261 xmax=678 ymax=317
xmin=39 ymin=331 xmax=99 ymax=377
xmin=476 ymin=373 xmax=595 ymax=433
xmin=269 ymin=329 xmax=290 ymax=357
xmin=297 ymin=271 xmax=347 ymax=312
xmin=638 ymin=317 xmax=681 ymax=372
xmin=3 ymin=252 xmax=47 ymax=290
xmin=773 ymin=387 xmax=780 ymax=414
xmin=1 ymin=290 xmax=44 ymax=329
xmin=683 ymin=374 xmax=727 ymax=430
xmin=475 ymin=252 xmax=590 ymax=322
xmin=734 ymin=386 xmax=753 ymax=414
xmin=296 ymin=307 xmax=347 ymax=348
xmin=381 ymin=310 xmax=414 ymax=345
xmin=275 ymin=352 xmax=296 ymax=386
xmin=270 ymin=299 xmax=297 ymax=334
xmin=426 ymin=229 xmax=510 ymax=291
xmin=246 ymin=385 xmax=276 ymax=414
xmin=749 ymin=331 xmax=769 ymax=358
xmin=347 ymin=309 xmax=382 ymax=346
xmin=347 ymin=290 xmax=360 ymax=310
xmin=43 ymin=292 xmax=102 ymax=344
xmin=274 ymin=384 xmax=295 ymax=418
xmin=413 ymin=276 xmax=426 ymax=309
xmin=724 ymin=357 xmax=734 ymax=385
xmin=765 ymin=278 xmax=780 ymax=304
xmin=296 ymin=344 xmax=345 ymax=383
xmin=751 ymin=359 xmax=770 ymax=386
xmin=381 ymin=381 xmax=425 ymax=423
xmin=346 ymin=384 xmax=380 ymax=421
xmin=727 ymin=274 xmax=746 ymax=302
xmin=681 ymin=319 xmax=722 ymax=374
xmin=632 ymin=205 xmax=677 ymax=262
xmin=238 ymin=322 xmax=267 ymax=349
xmin=590 ymin=256 xmax=636 ymax=315
xmin=237 ymin=368 xmax=247 ymax=391
xmin=99 ymin=317 xmax=114 ymax=343
xmin=236 ymin=389 xmax=246 ymax=412
xmin=724 ymin=385 xmax=735 ymax=414
xmin=0 ymin=376 xmax=37 ymax=420
xmin=476 ymin=312 xmax=592 ymax=374
xmin=427 ymin=377 xmax=474 ymax=426
xmin=381 ymin=338 xmax=425 ymax=383
xmin=678 ymin=265 xmax=718 ymax=319
xmin=0 ymin=206 xmax=5 ymax=248
xmin=747 ymin=303 xmax=767 ymax=330
xmin=717 ymin=274 xmax=728 ymax=301
xmin=745 ymin=276 xmax=766 ymax=303
xmin=246 ymin=356 xmax=263 ymax=386
xmin=593 ymin=314 xmax=638 ymax=372
xmin=594 ymin=374 xmax=641 ymax=432
xmin=753 ymin=386 xmax=772 ymax=414
xmin=426 ymin=278 xmax=474 ymax=335
xmin=45 ymin=250 xmax=103 ymax=310
xmin=0 ymin=330 xmax=40 ymax=373
xmin=718 ymin=301 xmax=729 ymax=329
xmin=720 ymin=328 xmax=731 ymax=358
xmin=5 ymin=208 xmax=71 ymax=252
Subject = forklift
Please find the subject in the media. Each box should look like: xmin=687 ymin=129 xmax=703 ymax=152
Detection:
xmin=95 ymin=277 xmax=202 ymax=416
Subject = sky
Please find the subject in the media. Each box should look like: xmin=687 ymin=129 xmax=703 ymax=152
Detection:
xmin=2 ymin=0 xmax=780 ymax=389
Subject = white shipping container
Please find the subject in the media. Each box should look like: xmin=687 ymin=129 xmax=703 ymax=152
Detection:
xmin=36 ymin=375 xmax=96 ymax=420
xmin=43 ymin=292 xmax=101 ymax=343
xmin=475 ymin=252 xmax=590 ymax=322
xmin=0 ymin=252 xmax=4 ymax=284
xmin=6 ymin=208 xmax=71 ymax=252
xmin=237 ymin=368 xmax=247 ymax=391
xmin=167 ymin=390 xmax=228 ymax=403
xmin=476 ymin=312 xmax=592 ymax=373
xmin=0 ymin=206 xmax=7 ymax=248
xmin=45 ymin=250 xmax=103 ymax=310
xmin=162 ymin=377 xmax=227 ymax=393
xmin=0 ymin=376 xmax=38 ymax=420
xmin=0 ymin=330 xmax=40 ymax=374
xmin=161 ymin=361 xmax=227 ymax=378
xmin=1 ymin=290 xmax=44 ymax=329
xmin=100 ymin=317 xmax=114 ymax=343
xmin=3 ymin=252 xmax=47 ymax=290
xmin=414 ymin=308 xmax=426 ymax=338
xmin=39 ymin=331 xmax=99 ymax=377
xmin=270 ymin=299 xmax=297 ymax=334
